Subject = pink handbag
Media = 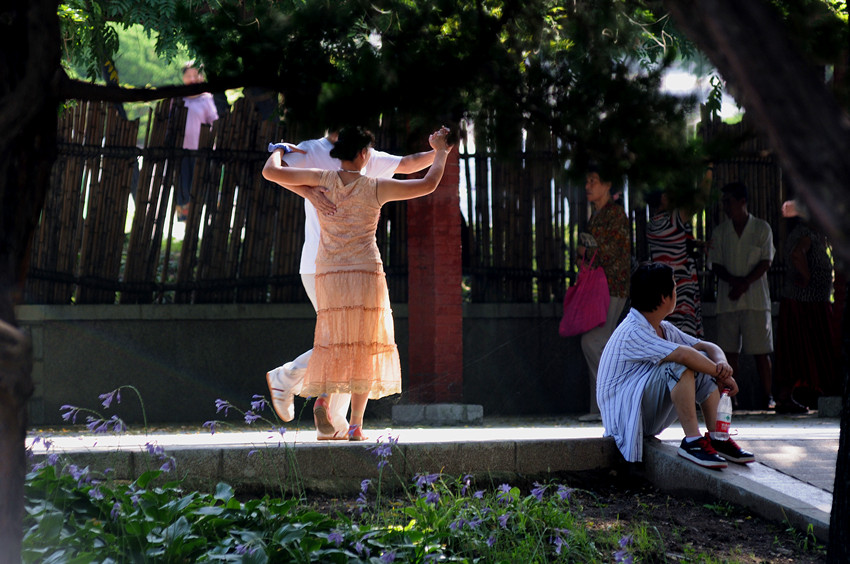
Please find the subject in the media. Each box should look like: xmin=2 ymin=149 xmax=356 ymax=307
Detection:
xmin=559 ymin=252 xmax=610 ymax=337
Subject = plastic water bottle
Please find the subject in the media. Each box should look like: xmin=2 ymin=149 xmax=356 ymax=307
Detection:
xmin=715 ymin=388 xmax=732 ymax=440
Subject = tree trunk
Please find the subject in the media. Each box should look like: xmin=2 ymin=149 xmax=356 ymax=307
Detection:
xmin=662 ymin=1 xmax=850 ymax=560
xmin=0 ymin=2 xmax=60 ymax=561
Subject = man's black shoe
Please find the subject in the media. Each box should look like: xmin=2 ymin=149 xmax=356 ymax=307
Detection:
xmin=677 ymin=436 xmax=727 ymax=469
xmin=706 ymin=433 xmax=755 ymax=464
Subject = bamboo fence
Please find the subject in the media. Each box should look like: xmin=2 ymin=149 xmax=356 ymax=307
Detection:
xmin=27 ymin=100 xmax=786 ymax=306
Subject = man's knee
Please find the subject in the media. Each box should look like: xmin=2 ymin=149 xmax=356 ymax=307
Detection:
xmin=670 ymin=367 xmax=696 ymax=397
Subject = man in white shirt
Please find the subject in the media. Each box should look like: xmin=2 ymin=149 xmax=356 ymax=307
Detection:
xmin=598 ymin=262 xmax=755 ymax=468
xmin=265 ymin=129 xmax=439 ymax=439
xmin=708 ymin=182 xmax=775 ymax=409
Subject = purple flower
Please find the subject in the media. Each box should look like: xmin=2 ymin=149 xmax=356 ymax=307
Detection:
xmin=531 ymin=482 xmax=546 ymax=502
xmin=619 ymin=535 xmax=633 ymax=548
xmin=553 ymin=535 xmax=565 ymax=555
xmin=496 ymin=484 xmax=514 ymax=504
xmin=145 ymin=442 xmax=165 ymax=457
xmin=214 ymin=399 xmax=231 ymax=416
xmin=369 ymin=441 xmax=393 ymax=459
xmin=461 ymin=474 xmax=473 ymax=496
xmin=160 ymin=457 xmax=176 ymax=473
xmin=236 ymin=544 xmax=259 ymax=556
xmin=425 ymin=491 xmax=440 ymax=505
xmin=449 ymin=518 xmax=465 ymax=531
xmin=380 ymin=550 xmax=396 ymax=563
xmin=414 ymin=473 xmax=441 ymax=488
xmin=354 ymin=541 xmax=370 ymax=557
xmin=473 ymin=490 xmax=484 ymax=499
xmin=88 ymin=486 xmax=104 ymax=500
xmin=130 ymin=494 xmax=140 ymax=506
xmin=244 ymin=411 xmax=260 ymax=425
xmin=109 ymin=415 xmax=126 ymax=433
xmin=99 ymin=389 xmax=121 ymax=409
xmin=203 ymin=421 xmax=217 ymax=435
xmin=498 ymin=513 xmax=511 ymax=528
xmin=111 ymin=501 xmax=122 ymax=520
xmin=328 ymin=531 xmax=344 ymax=546
xmin=556 ymin=485 xmax=573 ymax=501
xmin=247 ymin=449 xmax=258 ymax=457
xmin=360 ymin=479 xmax=372 ymax=493
xmin=614 ymin=549 xmax=633 ymax=563
xmin=250 ymin=395 xmax=267 ymax=412
xmin=486 ymin=535 xmax=497 ymax=547
xmin=85 ymin=416 xmax=109 ymax=434
xmin=60 ymin=405 xmax=81 ymax=423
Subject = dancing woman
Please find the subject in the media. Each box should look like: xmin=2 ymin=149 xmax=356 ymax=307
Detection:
xmin=262 ymin=126 xmax=452 ymax=439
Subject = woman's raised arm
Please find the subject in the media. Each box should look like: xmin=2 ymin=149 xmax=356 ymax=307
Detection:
xmin=377 ymin=127 xmax=453 ymax=205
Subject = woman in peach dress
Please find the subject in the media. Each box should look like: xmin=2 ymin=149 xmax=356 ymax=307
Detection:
xmin=262 ymin=126 xmax=452 ymax=439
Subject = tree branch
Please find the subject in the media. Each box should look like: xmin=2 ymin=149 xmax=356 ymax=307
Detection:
xmin=55 ymin=68 xmax=271 ymax=104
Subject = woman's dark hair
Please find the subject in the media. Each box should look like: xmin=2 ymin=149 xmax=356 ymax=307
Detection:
xmin=587 ymin=162 xmax=622 ymax=194
xmin=330 ymin=127 xmax=375 ymax=161
xmin=630 ymin=262 xmax=675 ymax=312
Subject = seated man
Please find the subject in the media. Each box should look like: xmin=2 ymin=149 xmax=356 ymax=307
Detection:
xmin=597 ymin=262 xmax=755 ymax=468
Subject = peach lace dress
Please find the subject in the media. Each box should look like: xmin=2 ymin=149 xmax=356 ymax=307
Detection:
xmin=299 ymin=170 xmax=402 ymax=399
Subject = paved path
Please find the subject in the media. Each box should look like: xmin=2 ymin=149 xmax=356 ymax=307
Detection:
xmin=27 ymin=412 xmax=840 ymax=541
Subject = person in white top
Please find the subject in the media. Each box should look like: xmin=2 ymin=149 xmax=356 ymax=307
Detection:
xmin=597 ymin=262 xmax=755 ymax=468
xmin=708 ymin=182 xmax=776 ymax=409
xmin=265 ymin=128 xmax=440 ymax=439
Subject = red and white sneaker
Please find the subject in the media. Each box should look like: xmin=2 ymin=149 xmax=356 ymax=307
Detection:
xmin=706 ymin=433 xmax=755 ymax=464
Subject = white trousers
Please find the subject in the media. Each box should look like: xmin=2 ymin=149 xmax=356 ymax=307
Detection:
xmin=274 ymin=274 xmax=351 ymax=434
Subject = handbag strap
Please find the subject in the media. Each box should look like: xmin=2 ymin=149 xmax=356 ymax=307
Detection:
xmin=580 ymin=249 xmax=598 ymax=269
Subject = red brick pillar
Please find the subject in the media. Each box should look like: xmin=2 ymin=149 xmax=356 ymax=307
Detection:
xmin=406 ymin=149 xmax=463 ymax=403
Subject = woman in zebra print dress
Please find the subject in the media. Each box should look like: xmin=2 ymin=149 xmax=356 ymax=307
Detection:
xmin=647 ymin=193 xmax=704 ymax=338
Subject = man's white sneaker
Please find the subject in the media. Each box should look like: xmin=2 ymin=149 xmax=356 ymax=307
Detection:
xmin=266 ymin=367 xmax=295 ymax=422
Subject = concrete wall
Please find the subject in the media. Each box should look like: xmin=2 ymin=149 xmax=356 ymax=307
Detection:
xmin=17 ymin=302 xmax=770 ymax=426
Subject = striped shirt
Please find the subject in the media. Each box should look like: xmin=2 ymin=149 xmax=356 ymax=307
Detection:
xmin=597 ymin=308 xmax=701 ymax=462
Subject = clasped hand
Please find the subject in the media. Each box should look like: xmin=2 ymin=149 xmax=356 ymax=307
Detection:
xmin=714 ymin=362 xmax=738 ymax=396
xmin=429 ymin=126 xmax=452 ymax=152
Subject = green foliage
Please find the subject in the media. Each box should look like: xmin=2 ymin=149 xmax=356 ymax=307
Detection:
xmin=57 ymin=1 xmax=850 ymax=200
xmin=60 ymin=0 xmax=188 ymax=81
xmin=24 ymin=458 xmax=668 ymax=562
xmin=112 ymin=24 xmax=190 ymax=87
xmin=172 ymin=0 xmax=708 ymax=193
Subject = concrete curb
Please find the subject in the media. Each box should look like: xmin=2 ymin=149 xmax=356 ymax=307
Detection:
xmin=36 ymin=437 xmax=621 ymax=496
xmin=642 ymin=439 xmax=831 ymax=542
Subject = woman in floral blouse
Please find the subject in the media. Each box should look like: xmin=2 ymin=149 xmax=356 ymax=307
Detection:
xmin=577 ymin=166 xmax=630 ymax=421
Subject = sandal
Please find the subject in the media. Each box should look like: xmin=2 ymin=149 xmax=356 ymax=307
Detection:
xmin=347 ymin=424 xmax=368 ymax=442
xmin=312 ymin=396 xmax=335 ymax=435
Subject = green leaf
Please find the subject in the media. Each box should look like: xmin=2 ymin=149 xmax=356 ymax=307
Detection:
xmin=163 ymin=515 xmax=192 ymax=542
xmin=214 ymin=482 xmax=235 ymax=504
xmin=134 ymin=470 xmax=162 ymax=489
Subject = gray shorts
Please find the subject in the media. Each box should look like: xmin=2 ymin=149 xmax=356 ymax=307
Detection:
xmin=716 ymin=310 xmax=773 ymax=355
xmin=641 ymin=361 xmax=717 ymax=436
